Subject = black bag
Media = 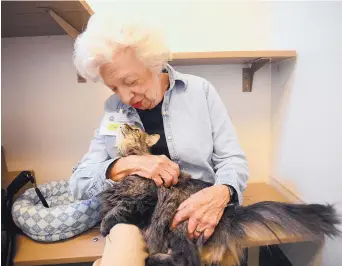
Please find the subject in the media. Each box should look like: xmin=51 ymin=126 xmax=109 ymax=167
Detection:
xmin=1 ymin=171 xmax=49 ymax=266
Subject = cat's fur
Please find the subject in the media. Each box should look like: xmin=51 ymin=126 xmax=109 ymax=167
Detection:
xmin=99 ymin=124 xmax=341 ymax=266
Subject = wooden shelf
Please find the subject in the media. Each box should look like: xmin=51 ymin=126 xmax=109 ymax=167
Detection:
xmin=168 ymin=50 xmax=296 ymax=92
xmin=1 ymin=1 xmax=92 ymax=38
xmin=170 ymin=50 xmax=296 ymax=65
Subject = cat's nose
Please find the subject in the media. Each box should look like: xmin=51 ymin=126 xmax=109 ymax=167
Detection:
xmin=120 ymin=123 xmax=129 ymax=134
xmin=122 ymin=123 xmax=129 ymax=129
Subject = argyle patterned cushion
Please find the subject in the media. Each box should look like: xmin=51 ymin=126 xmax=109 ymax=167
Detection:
xmin=12 ymin=180 xmax=101 ymax=242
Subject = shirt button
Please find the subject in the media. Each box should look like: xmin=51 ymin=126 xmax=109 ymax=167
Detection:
xmin=167 ymin=136 xmax=172 ymax=140
xmin=162 ymin=111 xmax=168 ymax=116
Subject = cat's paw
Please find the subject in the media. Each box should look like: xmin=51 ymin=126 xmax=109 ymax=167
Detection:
xmin=100 ymin=226 xmax=110 ymax=237
xmin=100 ymin=220 xmax=112 ymax=237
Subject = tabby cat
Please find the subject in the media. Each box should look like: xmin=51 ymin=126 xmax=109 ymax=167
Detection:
xmin=99 ymin=124 xmax=340 ymax=266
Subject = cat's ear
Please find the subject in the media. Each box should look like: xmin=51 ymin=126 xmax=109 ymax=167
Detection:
xmin=147 ymin=134 xmax=160 ymax=147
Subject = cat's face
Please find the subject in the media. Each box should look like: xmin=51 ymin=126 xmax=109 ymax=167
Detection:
xmin=116 ymin=124 xmax=160 ymax=156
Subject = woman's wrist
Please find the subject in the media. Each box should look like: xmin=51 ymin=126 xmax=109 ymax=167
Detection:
xmin=107 ymin=155 xmax=141 ymax=181
xmin=214 ymin=184 xmax=231 ymax=205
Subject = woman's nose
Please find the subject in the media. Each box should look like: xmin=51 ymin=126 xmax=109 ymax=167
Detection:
xmin=120 ymin=90 xmax=134 ymax=104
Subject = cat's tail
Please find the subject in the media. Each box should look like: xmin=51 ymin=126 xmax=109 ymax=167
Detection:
xmin=200 ymin=201 xmax=341 ymax=266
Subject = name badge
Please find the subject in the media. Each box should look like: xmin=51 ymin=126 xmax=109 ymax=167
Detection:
xmin=99 ymin=110 xmax=131 ymax=136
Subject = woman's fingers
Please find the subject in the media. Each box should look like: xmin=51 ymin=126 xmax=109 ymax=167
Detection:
xmin=188 ymin=208 xmax=207 ymax=239
xmin=160 ymin=170 xmax=173 ymax=187
xmin=168 ymin=160 xmax=180 ymax=174
xmin=172 ymin=176 xmax=178 ymax=186
xmin=152 ymin=155 xmax=179 ymax=187
xmin=152 ymin=174 xmax=163 ymax=187
xmin=166 ymin=159 xmax=179 ymax=186
xmin=203 ymin=227 xmax=215 ymax=241
xmin=193 ymin=228 xmax=203 ymax=239
xmin=164 ymin=167 xmax=179 ymax=185
xmin=171 ymin=205 xmax=193 ymax=229
xmin=187 ymin=217 xmax=198 ymax=240
xmin=130 ymin=155 xmax=180 ymax=188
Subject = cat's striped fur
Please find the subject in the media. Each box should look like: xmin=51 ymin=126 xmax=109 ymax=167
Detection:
xmin=99 ymin=124 xmax=341 ymax=266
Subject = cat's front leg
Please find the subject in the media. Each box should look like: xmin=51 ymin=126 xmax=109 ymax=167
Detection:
xmin=167 ymin=225 xmax=201 ymax=266
xmin=100 ymin=202 xmax=132 ymax=236
xmin=100 ymin=198 xmax=155 ymax=236
xmin=145 ymin=191 xmax=179 ymax=254
xmin=146 ymin=224 xmax=200 ymax=266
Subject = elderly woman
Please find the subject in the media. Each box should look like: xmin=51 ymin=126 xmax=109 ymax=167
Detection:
xmin=70 ymin=14 xmax=249 ymax=265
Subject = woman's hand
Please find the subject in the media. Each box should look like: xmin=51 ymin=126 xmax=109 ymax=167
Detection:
xmin=109 ymin=155 xmax=179 ymax=187
xmin=131 ymin=155 xmax=179 ymax=187
xmin=170 ymin=185 xmax=231 ymax=241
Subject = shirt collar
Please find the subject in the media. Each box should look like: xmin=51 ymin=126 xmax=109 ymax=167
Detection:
xmin=164 ymin=64 xmax=188 ymax=90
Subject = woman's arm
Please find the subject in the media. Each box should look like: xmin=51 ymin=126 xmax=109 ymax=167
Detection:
xmin=69 ymin=127 xmax=120 ymax=200
xmin=205 ymin=80 xmax=249 ymax=205
xmin=69 ymin=128 xmax=179 ymax=200
xmin=107 ymin=156 xmax=134 ymax=182
xmin=171 ymin=80 xmax=249 ymax=240
xmin=108 ymin=154 xmax=179 ymax=187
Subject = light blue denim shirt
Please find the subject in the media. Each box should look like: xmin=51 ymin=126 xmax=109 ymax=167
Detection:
xmin=69 ymin=64 xmax=249 ymax=204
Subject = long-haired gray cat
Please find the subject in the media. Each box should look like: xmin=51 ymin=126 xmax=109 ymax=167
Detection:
xmin=99 ymin=124 xmax=340 ymax=266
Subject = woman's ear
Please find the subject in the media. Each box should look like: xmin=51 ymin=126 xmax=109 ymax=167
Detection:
xmin=147 ymin=134 xmax=160 ymax=147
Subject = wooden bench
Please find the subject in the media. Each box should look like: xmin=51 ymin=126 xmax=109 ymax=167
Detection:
xmin=13 ymin=183 xmax=315 ymax=266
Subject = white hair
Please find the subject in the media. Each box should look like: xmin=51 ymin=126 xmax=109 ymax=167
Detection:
xmin=73 ymin=13 xmax=172 ymax=83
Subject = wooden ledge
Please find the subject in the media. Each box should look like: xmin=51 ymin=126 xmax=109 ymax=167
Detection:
xmin=14 ymin=227 xmax=104 ymax=266
xmin=14 ymin=182 xmax=297 ymax=266
xmin=169 ymin=50 xmax=297 ymax=92
xmin=170 ymin=50 xmax=296 ymax=65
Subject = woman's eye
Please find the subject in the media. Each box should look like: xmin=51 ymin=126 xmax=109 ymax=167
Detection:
xmin=125 ymin=79 xmax=138 ymax=86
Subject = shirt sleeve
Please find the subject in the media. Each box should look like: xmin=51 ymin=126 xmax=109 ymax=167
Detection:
xmin=205 ymin=81 xmax=249 ymax=205
xmin=68 ymin=127 xmax=120 ymax=200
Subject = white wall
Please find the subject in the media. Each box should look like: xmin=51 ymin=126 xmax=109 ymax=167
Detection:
xmin=269 ymin=2 xmax=342 ymax=265
xmin=1 ymin=36 xmax=112 ymax=183
xmin=1 ymin=36 xmax=271 ymax=184
xmin=87 ymin=0 xmax=272 ymax=52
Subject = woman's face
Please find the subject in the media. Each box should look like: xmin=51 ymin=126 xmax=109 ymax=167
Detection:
xmin=99 ymin=48 xmax=166 ymax=110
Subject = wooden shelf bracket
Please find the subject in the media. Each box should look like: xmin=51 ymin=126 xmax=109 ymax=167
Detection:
xmin=45 ymin=8 xmax=80 ymax=39
xmin=43 ymin=7 xmax=86 ymax=83
xmin=242 ymin=58 xmax=271 ymax=92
